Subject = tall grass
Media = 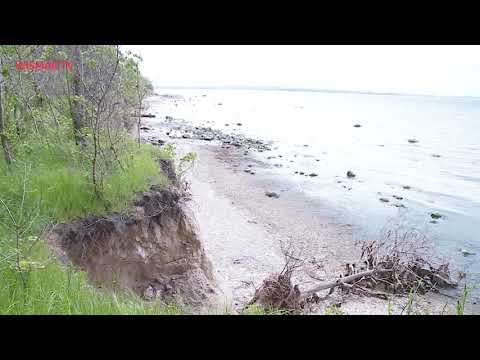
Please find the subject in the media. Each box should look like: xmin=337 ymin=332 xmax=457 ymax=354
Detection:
xmin=0 ymin=131 xmax=176 ymax=315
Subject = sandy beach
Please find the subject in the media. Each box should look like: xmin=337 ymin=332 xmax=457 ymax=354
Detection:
xmin=139 ymin=114 xmax=469 ymax=314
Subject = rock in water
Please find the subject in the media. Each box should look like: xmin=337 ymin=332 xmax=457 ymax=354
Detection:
xmin=237 ymin=123 xmax=242 ymax=126
xmin=309 ymin=173 xmax=318 ymax=177
xmin=265 ymin=192 xmax=280 ymax=199
xmin=431 ymin=213 xmax=442 ymax=219
xmin=347 ymin=171 xmax=356 ymax=178
xmin=353 ymin=124 xmax=362 ymax=128
xmin=408 ymin=139 xmax=419 ymax=143
xmin=379 ymin=198 xmax=390 ymax=203
xmin=461 ymin=249 xmax=476 ymax=256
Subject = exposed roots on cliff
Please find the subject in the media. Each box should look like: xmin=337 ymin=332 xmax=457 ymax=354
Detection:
xmin=47 ymin=175 xmax=217 ymax=310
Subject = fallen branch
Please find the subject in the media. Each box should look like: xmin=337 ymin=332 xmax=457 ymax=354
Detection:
xmin=302 ymin=269 xmax=392 ymax=299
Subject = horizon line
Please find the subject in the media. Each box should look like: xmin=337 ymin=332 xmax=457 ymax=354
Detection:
xmin=152 ymin=84 xmax=480 ymax=99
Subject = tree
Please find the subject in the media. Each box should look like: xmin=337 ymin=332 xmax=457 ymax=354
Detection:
xmin=0 ymin=61 xmax=12 ymax=168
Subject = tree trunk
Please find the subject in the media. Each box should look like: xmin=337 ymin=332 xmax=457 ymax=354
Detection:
xmin=0 ymin=83 xmax=13 ymax=167
xmin=71 ymin=45 xmax=85 ymax=146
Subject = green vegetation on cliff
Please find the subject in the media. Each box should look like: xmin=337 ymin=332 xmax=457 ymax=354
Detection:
xmin=0 ymin=45 xmax=179 ymax=314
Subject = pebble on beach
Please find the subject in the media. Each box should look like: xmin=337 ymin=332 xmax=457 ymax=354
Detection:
xmin=265 ymin=192 xmax=280 ymax=198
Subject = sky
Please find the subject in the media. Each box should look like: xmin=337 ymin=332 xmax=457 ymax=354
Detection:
xmin=122 ymin=45 xmax=480 ymax=97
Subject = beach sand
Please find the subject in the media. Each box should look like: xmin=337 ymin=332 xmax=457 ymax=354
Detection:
xmin=138 ymin=117 xmax=464 ymax=314
xmin=194 ymin=143 xmax=467 ymax=314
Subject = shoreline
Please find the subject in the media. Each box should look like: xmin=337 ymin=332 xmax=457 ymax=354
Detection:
xmin=139 ymin=116 xmax=471 ymax=314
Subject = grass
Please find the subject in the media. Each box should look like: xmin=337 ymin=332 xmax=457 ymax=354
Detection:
xmin=0 ymin=131 xmax=177 ymax=315
xmin=456 ymin=284 xmax=470 ymax=315
xmin=0 ymin=245 xmax=181 ymax=315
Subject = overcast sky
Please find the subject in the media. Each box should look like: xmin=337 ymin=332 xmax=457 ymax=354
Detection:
xmin=122 ymin=45 xmax=480 ymax=97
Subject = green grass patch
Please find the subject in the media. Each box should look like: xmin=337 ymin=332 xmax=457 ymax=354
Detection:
xmin=0 ymin=130 xmax=176 ymax=314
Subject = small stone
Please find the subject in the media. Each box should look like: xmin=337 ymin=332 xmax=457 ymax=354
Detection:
xmin=237 ymin=123 xmax=242 ymax=126
xmin=403 ymin=185 xmax=411 ymax=190
xmin=461 ymin=249 xmax=475 ymax=256
xmin=408 ymin=139 xmax=419 ymax=143
xmin=346 ymin=171 xmax=356 ymax=178
xmin=379 ymin=198 xmax=390 ymax=203
xmin=225 ymin=123 xmax=229 ymax=126
xmin=393 ymin=195 xmax=403 ymax=200
xmin=353 ymin=124 xmax=362 ymax=128
xmin=299 ymin=172 xmax=305 ymax=175
xmin=430 ymin=213 xmax=442 ymax=219
xmin=303 ymin=144 xmax=309 ymax=147
xmin=309 ymin=173 xmax=318 ymax=177
xmin=265 ymin=192 xmax=280 ymax=198
xmin=294 ymin=171 xmax=299 ymax=174
xmin=432 ymin=154 xmax=441 ymax=158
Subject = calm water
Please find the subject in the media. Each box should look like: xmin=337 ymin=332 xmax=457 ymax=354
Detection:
xmin=149 ymin=88 xmax=480 ymax=294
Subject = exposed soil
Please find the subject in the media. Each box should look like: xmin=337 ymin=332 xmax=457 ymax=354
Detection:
xmin=47 ymin=181 xmax=217 ymax=311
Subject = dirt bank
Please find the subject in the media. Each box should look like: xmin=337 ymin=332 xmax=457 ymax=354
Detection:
xmin=47 ymin=183 xmax=217 ymax=312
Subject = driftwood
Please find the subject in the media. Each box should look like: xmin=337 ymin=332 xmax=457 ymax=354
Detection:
xmin=247 ymin=229 xmax=459 ymax=313
xmin=301 ymin=269 xmax=392 ymax=299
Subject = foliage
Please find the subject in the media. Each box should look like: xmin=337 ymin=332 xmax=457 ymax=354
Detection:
xmin=0 ymin=45 xmax=179 ymax=314
xmin=324 ymin=304 xmax=345 ymax=315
